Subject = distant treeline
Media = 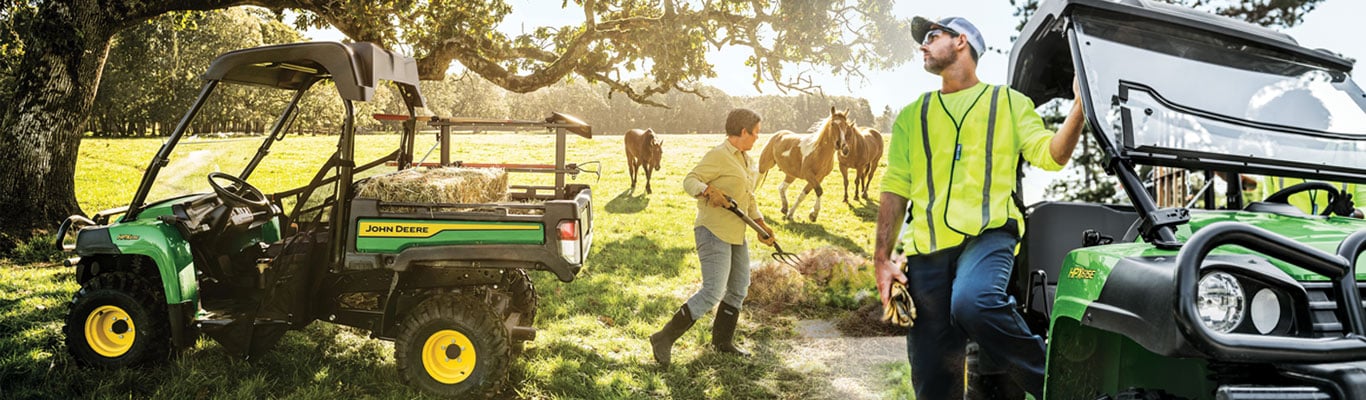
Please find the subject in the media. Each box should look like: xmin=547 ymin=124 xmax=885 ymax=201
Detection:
xmin=84 ymin=7 xmax=894 ymax=138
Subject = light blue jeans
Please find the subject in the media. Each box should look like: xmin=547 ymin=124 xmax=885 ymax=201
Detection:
xmin=684 ymin=226 xmax=750 ymax=318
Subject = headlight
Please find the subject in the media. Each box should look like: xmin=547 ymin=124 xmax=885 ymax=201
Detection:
xmin=1250 ymin=288 xmax=1281 ymax=334
xmin=1197 ymin=271 xmax=1245 ymax=333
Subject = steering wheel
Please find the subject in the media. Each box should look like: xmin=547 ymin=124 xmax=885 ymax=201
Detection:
xmin=1259 ymin=181 xmax=1353 ymax=217
xmin=207 ymin=172 xmax=271 ymax=211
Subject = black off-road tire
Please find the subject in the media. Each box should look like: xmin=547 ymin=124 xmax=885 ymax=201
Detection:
xmin=504 ymin=269 xmax=538 ymax=355
xmin=64 ymin=272 xmax=171 ymax=368
xmin=395 ymin=294 xmax=510 ymax=398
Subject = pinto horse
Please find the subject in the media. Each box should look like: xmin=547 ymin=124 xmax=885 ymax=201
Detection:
xmin=758 ymin=107 xmax=850 ymax=221
xmin=624 ymin=128 xmax=663 ymax=193
xmin=837 ymin=122 xmax=884 ymax=202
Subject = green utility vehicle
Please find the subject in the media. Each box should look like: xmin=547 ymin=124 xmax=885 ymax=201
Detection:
xmin=1004 ymin=0 xmax=1366 ymax=398
xmin=56 ymin=42 xmax=594 ymax=397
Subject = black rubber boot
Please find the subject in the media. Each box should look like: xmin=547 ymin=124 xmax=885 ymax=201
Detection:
xmin=649 ymin=305 xmax=696 ymax=367
xmin=712 ymin=302 xmax=750 ymax=357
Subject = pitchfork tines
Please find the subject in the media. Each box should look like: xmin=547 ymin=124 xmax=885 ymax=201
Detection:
xmin=723 ymin=197 xmax=802 ymax=267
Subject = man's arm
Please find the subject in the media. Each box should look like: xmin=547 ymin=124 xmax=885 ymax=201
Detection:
xmin=1049 ymin=78 xmax=1087 ymax=166
xmin=874 ymin=192 xmax=909 ymax=310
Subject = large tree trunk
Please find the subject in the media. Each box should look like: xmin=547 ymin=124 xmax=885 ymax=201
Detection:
xmin=0 ymin=2 xmax=115 ymax=251
xmin=0 ymin=0 xmax=265 ymax=252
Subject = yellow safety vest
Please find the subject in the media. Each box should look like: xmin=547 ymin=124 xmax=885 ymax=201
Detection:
xmin=902 ymin=85 xmax=1031 ymax=254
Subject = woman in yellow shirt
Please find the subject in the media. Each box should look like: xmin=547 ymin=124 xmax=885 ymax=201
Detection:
xmin=648 ymin=108 xmax=777 ymax=367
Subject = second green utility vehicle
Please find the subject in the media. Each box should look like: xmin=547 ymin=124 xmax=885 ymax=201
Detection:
xmin=56 ymin=41 xmax=594 ymax=398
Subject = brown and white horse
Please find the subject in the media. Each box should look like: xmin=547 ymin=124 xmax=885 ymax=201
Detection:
xmin=837 ymin=121 xmax=884 ymax=202
xmin=758 ymin=107 xmax=850 ymax=221
xmin=625 ymin=128 xmax=663 ymax=193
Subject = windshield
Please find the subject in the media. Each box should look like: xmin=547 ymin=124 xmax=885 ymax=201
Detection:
xmin=141 ymin=81 xmax=401 ymax=214
xmin=1074 ymin=11 xmax=1366 ymax=174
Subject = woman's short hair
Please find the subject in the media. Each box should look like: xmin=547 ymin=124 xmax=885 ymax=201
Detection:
xmin=725 ymin=108 xmax=762 ymax=136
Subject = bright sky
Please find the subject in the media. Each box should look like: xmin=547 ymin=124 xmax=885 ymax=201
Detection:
xmin=304 ymin=1 xmax=1365 ymax=112
xmin=302 ymin=0 xmax=1366 ymax=202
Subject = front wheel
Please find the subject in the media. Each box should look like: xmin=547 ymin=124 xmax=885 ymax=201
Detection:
xmin=395 ymin=294 xmax=510 ymax=398
xmin=64 ymin=272 xmax=170 ymax=368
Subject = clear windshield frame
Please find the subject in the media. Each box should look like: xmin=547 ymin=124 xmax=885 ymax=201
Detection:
xmin=1073 ymin=11 xmax=1366 ymax=183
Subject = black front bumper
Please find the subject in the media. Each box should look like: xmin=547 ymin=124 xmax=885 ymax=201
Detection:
xmin=1272 ymin=362 xmax=1366 ymax=399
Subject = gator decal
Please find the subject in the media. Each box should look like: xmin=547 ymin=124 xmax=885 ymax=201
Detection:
xmin=1067 ymin=267 xmax=1098 ymax=280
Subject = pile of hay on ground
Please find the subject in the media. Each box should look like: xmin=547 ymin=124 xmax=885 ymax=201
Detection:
xmin=747 ymin=246 xmax=875 ymax=312
xmin=356 ymin=167 xmax=508 ymax=204
xmin=747 ymin=246 xmax=898 ymax=335
xmin=790 ymin=246 xmax=872 ymax=288
xmin=747 ymin=262 xmax=809 ymax=313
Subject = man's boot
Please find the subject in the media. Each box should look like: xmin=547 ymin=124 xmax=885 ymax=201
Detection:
xmin=712 ymin=302 xmax=750 ymax=357
xmin=649 ymin=305 xmax=696 ymax=367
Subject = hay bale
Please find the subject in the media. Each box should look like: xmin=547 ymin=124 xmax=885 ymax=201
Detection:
xmin=356 ymin=167 xmax=508 ymax=204
xmin=747 ymin=262 xmax=809 ymax=312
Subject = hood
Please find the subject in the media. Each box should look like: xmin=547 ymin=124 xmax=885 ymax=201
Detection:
xmin=1175 ymin=211 xmax=1366 ymax=281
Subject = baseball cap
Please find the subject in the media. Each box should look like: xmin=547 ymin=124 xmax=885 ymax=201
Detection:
xmin=912 ymin=16 xmax=986 ymax=60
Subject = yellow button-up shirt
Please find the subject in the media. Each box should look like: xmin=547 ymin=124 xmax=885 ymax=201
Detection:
xmin=683 ymin=139 xmax=763 ymax=245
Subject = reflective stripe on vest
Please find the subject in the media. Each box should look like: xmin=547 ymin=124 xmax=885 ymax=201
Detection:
xmin=917 ymin=92 xmax=937 ymax=252
xmin=981 ymin=86 xmax=1002 ymax=232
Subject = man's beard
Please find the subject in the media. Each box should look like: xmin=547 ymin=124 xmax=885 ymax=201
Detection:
xmin=922 ymin=52 xmax=952 ymax=74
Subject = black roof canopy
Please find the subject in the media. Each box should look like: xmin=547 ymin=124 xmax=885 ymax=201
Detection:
xmin=203 ymin=41 xmax=425 ymax=108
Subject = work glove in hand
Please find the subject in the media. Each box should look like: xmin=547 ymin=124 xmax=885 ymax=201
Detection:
xmin=754 ymin=218 xmax=777 ymax=247
xmin=700 ymin=185 xmax=731 ymax=208
xmin=883 ymin=280 xmax=917 ymax=328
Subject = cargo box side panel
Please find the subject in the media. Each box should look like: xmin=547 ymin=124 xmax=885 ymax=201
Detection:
xmin=355 ymin=219 xmax=544 ymax=253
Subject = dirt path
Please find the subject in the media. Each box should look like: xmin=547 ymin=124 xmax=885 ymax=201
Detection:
xmin=782 ymin=320 xmax=907 ymax=400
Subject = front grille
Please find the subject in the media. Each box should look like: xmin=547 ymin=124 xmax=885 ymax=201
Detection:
xmin=1301 ymin=282 xmax=1366 ymax=338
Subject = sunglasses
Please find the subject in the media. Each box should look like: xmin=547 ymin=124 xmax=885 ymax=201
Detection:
xmin=922 ymin=27 xmax=960 ymax=44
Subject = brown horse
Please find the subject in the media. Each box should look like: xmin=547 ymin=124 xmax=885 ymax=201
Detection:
xmin=759 ymin=107 xmax=850 ymax=221
xmin=624 ymin=128 xmax=663 ymax=193
xmin=837 ymin=122 xmax=884 ymax=202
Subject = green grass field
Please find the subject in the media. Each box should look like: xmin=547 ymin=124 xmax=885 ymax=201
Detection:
xmin=2 ymin=132 xmax=903 ymax=399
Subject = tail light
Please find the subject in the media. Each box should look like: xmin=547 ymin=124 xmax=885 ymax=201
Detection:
xmin=558 ymin=220 xmax=581 ymax=264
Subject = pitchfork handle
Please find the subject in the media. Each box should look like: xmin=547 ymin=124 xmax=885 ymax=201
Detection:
xmin=723 ymin=196 xmax=772 ymax=240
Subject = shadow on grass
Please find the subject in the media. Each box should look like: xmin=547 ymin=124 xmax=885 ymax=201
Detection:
xmin=776 ymin=220 xmax=864 ymax=255
xmin=604 ymin=189 xmax=650 ymax=214
xmin=587 ymin=234 xmax=692 ymax=278
xmin=846 ymin=198 xmax=879 ymax=223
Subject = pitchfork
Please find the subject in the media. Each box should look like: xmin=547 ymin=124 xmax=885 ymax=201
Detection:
xmin=723 ymin=196 xmax=802 ymax=267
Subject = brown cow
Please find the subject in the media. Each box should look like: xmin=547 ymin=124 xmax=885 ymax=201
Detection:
xmin=837 ymin=123 xmax=884 ymax=202
xmin=625 ymin=128 xmax=663 ymax=194
xmin=758 ymin=107 xmax=849 ymax=221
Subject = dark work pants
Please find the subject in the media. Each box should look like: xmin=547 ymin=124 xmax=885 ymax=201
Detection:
xmin=904 ymin=224 xmax=1045 ymax=399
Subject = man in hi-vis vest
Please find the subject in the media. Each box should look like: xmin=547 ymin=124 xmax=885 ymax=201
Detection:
xmin=873 ymin=16 xmax=1087 ymax=399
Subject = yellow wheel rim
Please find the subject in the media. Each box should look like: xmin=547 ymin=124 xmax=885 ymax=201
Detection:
xmin=85 ymin=305 xmax=135 ymax=357
xmin=422 ymin=329 xmax=476 ymax=384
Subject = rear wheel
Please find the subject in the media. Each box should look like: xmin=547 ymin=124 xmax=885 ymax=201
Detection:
xmin=64 ymin=272 xmax=170 ymax=368
xmin=395 ymin=294 xmax=510 ymax=398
